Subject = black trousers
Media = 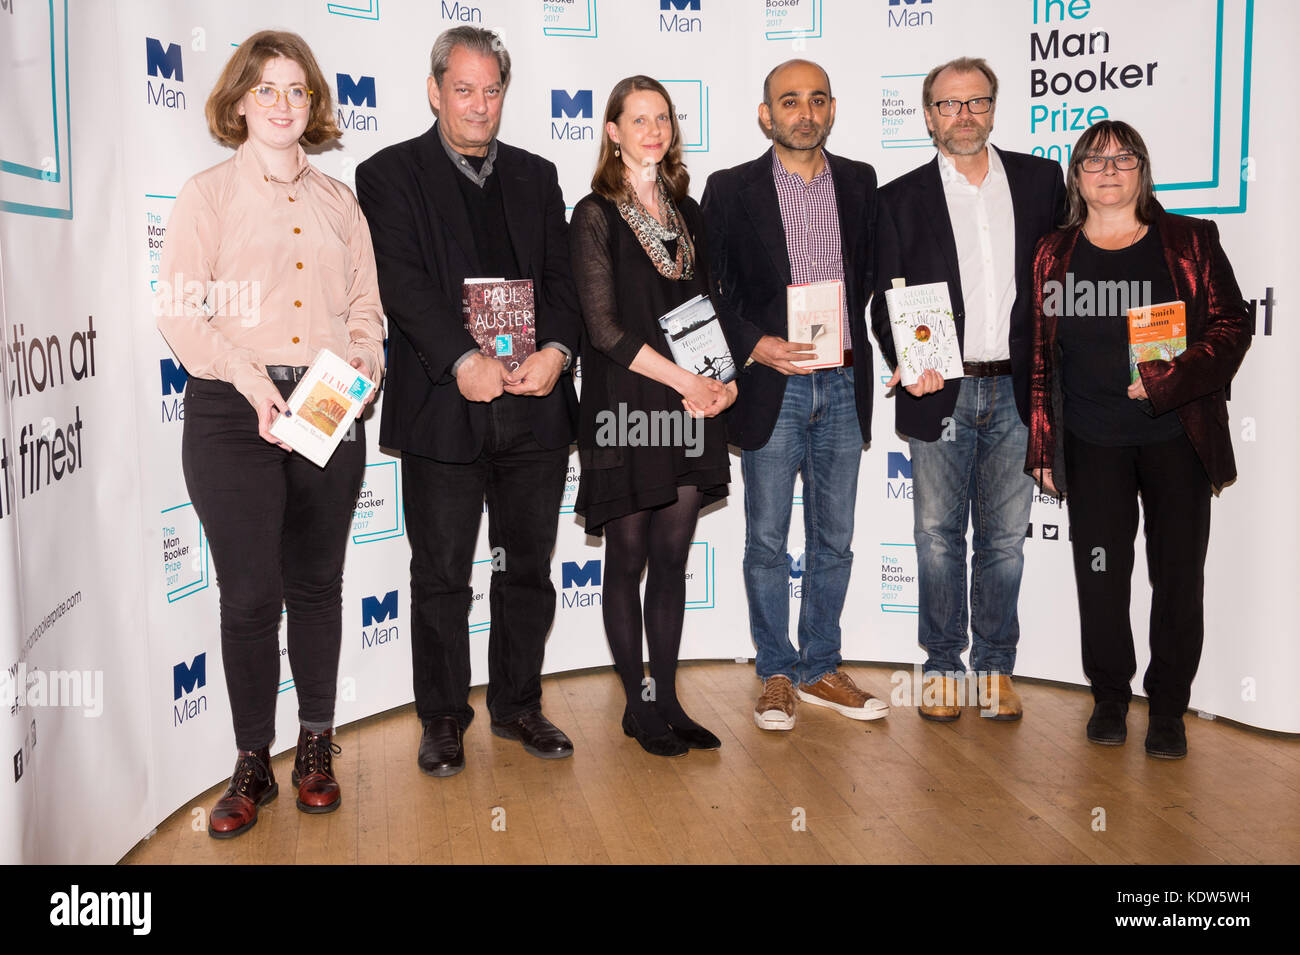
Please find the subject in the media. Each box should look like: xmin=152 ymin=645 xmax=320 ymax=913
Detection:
xmin=402 ymin=394 xmax=569 ymax=729
xmin=1063 ymin=428 xmax=1211 ymax=717
xmin=182 ymin=377 xmax=365 ymax=750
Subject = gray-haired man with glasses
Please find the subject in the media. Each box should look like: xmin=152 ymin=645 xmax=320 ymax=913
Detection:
xmin=869 ymin=57 xmax=1065 ymax=722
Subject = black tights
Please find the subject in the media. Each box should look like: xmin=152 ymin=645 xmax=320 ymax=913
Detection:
xmin=601 ymin=486 xmax=704 ymax=735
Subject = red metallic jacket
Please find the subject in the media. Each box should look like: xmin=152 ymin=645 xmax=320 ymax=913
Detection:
xmin=1026 ymin=208 xmax=1251 ymax=495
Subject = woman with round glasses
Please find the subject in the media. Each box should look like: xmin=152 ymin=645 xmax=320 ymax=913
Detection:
xmin=569 ymin=76 xmax=735 ymax=757
xmin=1025 ymin=120 xmax=1250 ymax=759
xmin=156 ymin=30 xmax=384 ymax=836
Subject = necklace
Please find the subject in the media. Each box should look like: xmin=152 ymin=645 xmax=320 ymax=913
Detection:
xmin=1084 ymin=220 xmax=1146 ymax=249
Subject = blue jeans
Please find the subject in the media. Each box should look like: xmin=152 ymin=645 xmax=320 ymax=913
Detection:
xmin=909 ymin=375 xmax=1033 ymax=676
xmin=742 ymin=368 xmax=862 ymax=685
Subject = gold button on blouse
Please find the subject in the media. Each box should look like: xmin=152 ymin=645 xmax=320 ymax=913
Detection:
xmin=294 ymin=300 xmax=302 ymax=308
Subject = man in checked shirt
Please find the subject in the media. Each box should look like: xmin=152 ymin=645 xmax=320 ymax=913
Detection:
xmin=703 ymin=60 xmax=884 ymax=731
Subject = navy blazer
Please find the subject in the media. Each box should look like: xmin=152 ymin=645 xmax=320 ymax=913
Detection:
xmin=869 ymin=147 xmax=1065 ymax=442
xmin=701 ymin=148 xmax=878 ymax=450
xmin=355 ymin=123 xmax=582 ymax=463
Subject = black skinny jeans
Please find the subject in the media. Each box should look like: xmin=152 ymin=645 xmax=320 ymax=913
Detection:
xmin=182 ymin=377 xmax=365 ymax=750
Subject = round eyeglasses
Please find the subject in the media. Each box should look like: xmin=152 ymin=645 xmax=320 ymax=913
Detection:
xmin=249 ymin=85 xmax=313 ymax=109
xmin=1080 ymin=153 xmax=1142 ymax=173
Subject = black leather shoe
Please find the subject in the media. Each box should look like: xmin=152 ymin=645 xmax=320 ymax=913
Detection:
xmin=418 ymin=715 xmax=465 ymax=777
xmin=1145 ymin=714 xmax=1188 ymax=759
xmin=1086 ymin=701 xmax=1128 ymax=745
xmin=490 ymin=710 xmax=573 ymax=759
xmin=622 ymin=709 xmax=689 ymax=758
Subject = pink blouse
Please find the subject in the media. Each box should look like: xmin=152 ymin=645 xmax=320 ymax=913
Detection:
xmin=156 ymin=142 xmax=385 ymax=408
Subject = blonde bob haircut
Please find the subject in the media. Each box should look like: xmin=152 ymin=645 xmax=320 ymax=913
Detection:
xmin=205 ymin=30 xmax=341 ymax=147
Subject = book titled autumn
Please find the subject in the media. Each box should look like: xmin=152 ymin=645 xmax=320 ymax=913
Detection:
xmin=1127 ymin=300 xmax=1186 ymax=384
xmin=269 ymin=349 xmax=376 ymax=468
xmin=462 ymin=278 xmax=536 ymax=373
xmin=657 ymin=294 xmax=736 ymax=383
xmin=786 ymin=280 xmax=845 ymax=370
xmin=882 ymin=279 xmax=963 ymax=387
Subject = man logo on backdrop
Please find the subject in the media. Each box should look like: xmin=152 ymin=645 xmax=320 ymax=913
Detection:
xmin=172 ymin=653 xmax=207 ymax=727
xmin=887 ymin=0 xmax=934 ymax=30
xmin=886 ymin=450 xmax=913 ymax=500
xmin=361 ymin=590 xmax=399 ymax=648
xmin=160 ymin=357 xmax=186 ymax=423
xmin=551 ymin=89 xmax=594 ymax=140
xmin=658 ymin=0 xmax=702 ymax=33
xmin=336 ymin=73 xmax=378 ymax=132
xmin=145 ymin=37 xmax=185 ymax=110
xmin=561 ymin=559 xmax=601 ymax=608
xmin=440 ymin=1 xmax=484 ymax=21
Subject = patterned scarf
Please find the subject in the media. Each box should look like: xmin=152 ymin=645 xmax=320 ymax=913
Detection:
xmin=616 ymin=176 xmax=695 ymax=280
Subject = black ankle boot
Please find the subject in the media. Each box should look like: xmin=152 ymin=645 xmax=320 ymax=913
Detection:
xmin=1086 ymin=701 xmax=1128 ymax=745
xmin=1145 ymin=714 xmax=1187 ymax=759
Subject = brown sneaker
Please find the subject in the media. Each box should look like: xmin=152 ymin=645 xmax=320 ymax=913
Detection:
xmin=977 ymin=674 xmax=1023 ymax=721
xmin=918 ymin=675 xmax=962 ymax=722
xmin=797 ymin=670 xmax=889 ymax=721
xmin=753 ymin=675 xmax=797 ymax=731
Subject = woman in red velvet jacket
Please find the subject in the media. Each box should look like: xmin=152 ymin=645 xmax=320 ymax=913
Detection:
xmin=1025 ymin=120 xmax=1250 ymax=760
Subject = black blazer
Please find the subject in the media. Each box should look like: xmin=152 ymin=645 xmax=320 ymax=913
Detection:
xmin=869 ymin=147 xmax=1065 ymax=442
xmin=701 ymin=148 xmax=878 ymax=450
xmin=355 ymin=122 xmax=582 ymax=462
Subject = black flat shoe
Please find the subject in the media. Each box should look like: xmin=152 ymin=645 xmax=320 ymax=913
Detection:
xmin=621 ymin=709 xmax=689 ymax=758
xmin=1086 ymin=701 xmax=1128 ymax=745
xmin=665 ymin=719 xmax=721 ymax=750
xmin=1145 ymin=714 xmax=1188 ymax=759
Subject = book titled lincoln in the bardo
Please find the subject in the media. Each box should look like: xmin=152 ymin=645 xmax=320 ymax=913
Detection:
xmin=462 ymin=278 xmax=536 ymax=373
xmin=882 ymin=279 xmax=963 ymax=387
xmin=269 ymin=349 xmax=376 ymax=467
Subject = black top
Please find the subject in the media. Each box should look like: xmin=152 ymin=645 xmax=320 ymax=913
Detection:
xmin=1058 ymin=228 xmax=1184 ymax=446
xmin=569 ymin=192 xmax=730 ymax=532
xmin=454 ymin=155 xmax=521 ymax=280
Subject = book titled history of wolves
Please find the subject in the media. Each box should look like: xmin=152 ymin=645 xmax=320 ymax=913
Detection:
xmin=1127 ymin=300 xmax=1186 ymax=384
xmin=786 ymin=280 xmax=844 ymax=369
xmin=657 ymin=294 xmax=736 ymax=383
xmin=883 ymin=279 xmax=963 ymax=387
xmin=462 ymin=278 xmax=536 ymax=373
xmin=269 ymin=348 xmax=375 ymax=467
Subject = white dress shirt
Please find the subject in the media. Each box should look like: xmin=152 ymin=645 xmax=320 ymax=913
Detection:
xmin=937 ymin=146 xmax=1016 ymax=363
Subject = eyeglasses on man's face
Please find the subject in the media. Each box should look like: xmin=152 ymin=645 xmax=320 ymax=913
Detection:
xmin=1080 ymin=153 xmax=1142 ymax=173
xmin=929 ymin=97 xmax=994 ymax=117
xmin=249 ymin=85 xmax=313 ymax=109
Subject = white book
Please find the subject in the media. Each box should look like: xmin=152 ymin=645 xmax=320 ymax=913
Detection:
xmin=657 ymin=294 xmax=736 ymax=383
xmin=786 ymin=280 xmax=844 ymax=369
xmin=883 ymin=280 xmax=963 ymax=386
xmin=269 ymin=348 xmax=376 ymax=468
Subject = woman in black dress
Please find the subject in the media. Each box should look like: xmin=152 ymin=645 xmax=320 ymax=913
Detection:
xmin=570 ymin=76 xmax=736 ymax=757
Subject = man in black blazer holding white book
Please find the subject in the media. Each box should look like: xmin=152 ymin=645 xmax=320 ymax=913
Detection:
xmin=702 ymin=59 xmax=882 ymax=733
xmin=869 ymin=57 xmax=1064 ymax=722
xmin=356 ymin=26 xmax=581 ymax=776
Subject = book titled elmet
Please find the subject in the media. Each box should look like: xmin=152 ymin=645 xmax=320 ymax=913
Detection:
xmin=269 ymin=349 xmax=375 ymax=467
xmin=462 ymin=278 xmax=536 ymax=373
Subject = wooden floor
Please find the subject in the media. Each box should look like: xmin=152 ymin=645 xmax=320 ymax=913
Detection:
xmin=120 ymin=662 xmax=1300 ymax=865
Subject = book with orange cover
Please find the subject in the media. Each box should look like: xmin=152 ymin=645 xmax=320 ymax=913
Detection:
xmin=1127 ymin=300 xmax=1186 ymax=384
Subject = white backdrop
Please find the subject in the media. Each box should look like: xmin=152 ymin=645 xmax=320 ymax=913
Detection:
xmin=0 ymin=0 xmax=1293 ymax=864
